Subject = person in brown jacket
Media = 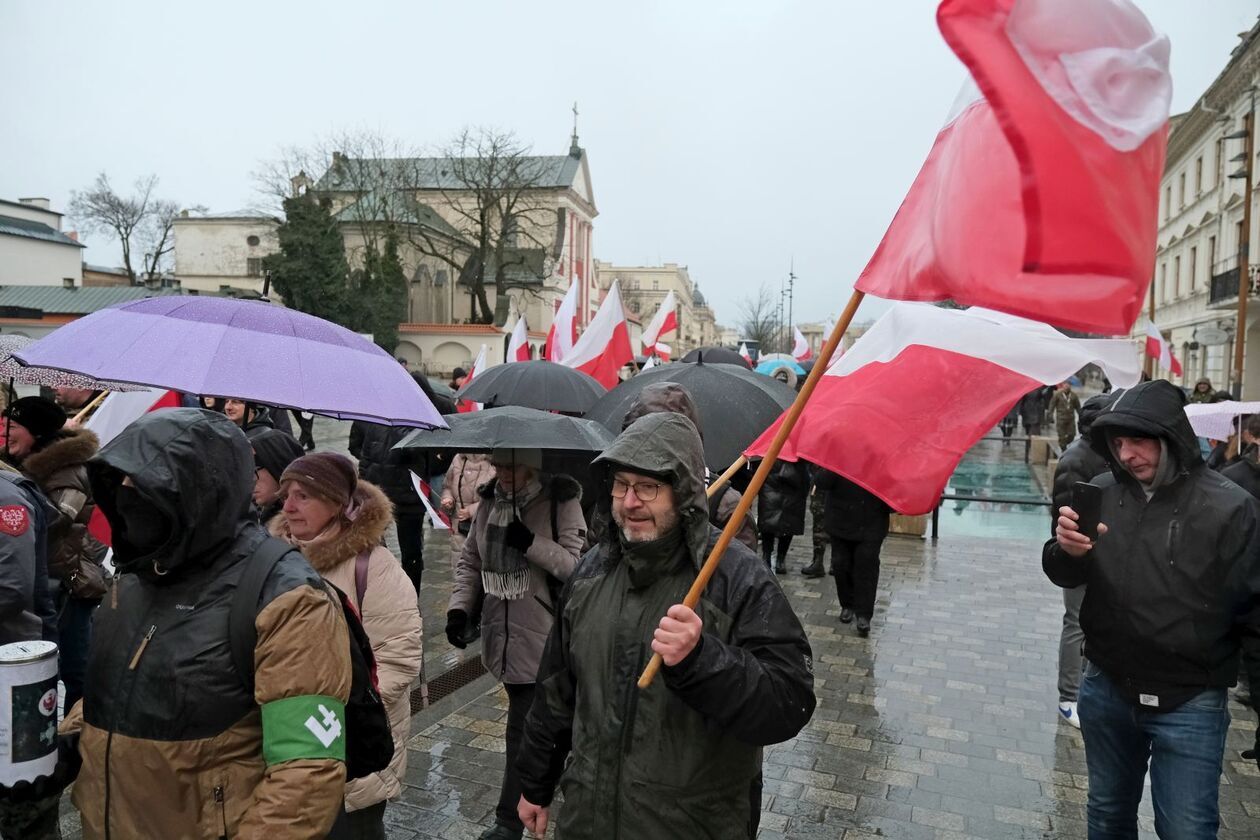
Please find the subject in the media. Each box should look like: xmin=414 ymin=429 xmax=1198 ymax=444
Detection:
xmin=61 ymin=408 xmax=352 ymax=839
xmin=270 ymin=452 xmax=423 ymax=840
xmin=446 ymin=448 xmax=585 ymax=840
xmin=2 ymin=397 xmax=108 ymax=712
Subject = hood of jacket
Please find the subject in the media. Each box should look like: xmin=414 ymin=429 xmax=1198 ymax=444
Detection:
xmin=269 ymin=479 xmax=393 ymax=573
xmin=88 ymin=408 xmax=255 ymax=576
xmin=621 ymin=382 xmax=703 ymax=435
xmin=1077 ymin=392 xmax=1119 ymax=442
xmin=592 ymin=411 xmax=709 ymax=569
xmin=21 ymin=426 xmax=100 ymax=484
xmin=1090 ymin=380 xmax=1201 ymax=485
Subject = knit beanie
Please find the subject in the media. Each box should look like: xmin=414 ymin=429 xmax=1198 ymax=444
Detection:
xmin=280 ymin=451 xmax=357 ymax=508
xmin=252 ymin=429 xmax=305 ymax=482
xmin=4 ymin=397 xmax=67 ymax=443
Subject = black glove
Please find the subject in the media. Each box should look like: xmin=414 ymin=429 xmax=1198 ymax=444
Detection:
xmin=1244 ymin=731 xmax=1260 ymax=769
xmin=0 ymin=735 xmax=80 ymax=802
xmin=504 ymin=519 xmax=535 ymax=553
xmin=446 ymin=609 xmax=468 ymax=650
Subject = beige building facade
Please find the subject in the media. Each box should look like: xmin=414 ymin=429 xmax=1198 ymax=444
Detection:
xmin=172 ymin=211 xmax=279 ymax=295
xmin=593 ymin=261 xmax=718 ymax=355
xmin=0 ymin=198 xmax=84 ymax=287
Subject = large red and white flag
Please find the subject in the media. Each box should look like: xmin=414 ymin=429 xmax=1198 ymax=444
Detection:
xmin=738 ymin=343 xmax=751 ymax=363
xmin=641 ymin=291 xmax=678 ymax=355
xmin=546 ymin=282 xmax=579 ymax=363
xmin=508 ymin=315 xmax=530 ymax=362
xmin=855 ymin=0 xmax=1171 ymax=335
xmin=560 ymin=281 xmax=633 ymax=388
xmin=1145 ymin=320 xmax=1183 ymax=376
xmin=457 ymin=345 xmax=488 ymax=413
xmin=409 ymin=471 xmax=451 ymax=530
xmin=792 ymin=327 xmax=813 ymax=362
xmin=746 ymin=305 xmax=1140 ymax=514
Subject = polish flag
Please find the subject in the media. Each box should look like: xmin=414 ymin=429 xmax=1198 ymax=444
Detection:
xmin=855 ymin=0 xmax=1171 ymax=335
xmin=84 ymin=387 xmax=183 ymax=544
xmin=1145 ymin=320 xmax=1183 ymax=376
xmin=655 ymin=342 xmax=671 ymax=363
xmin=457 ymin=345 xmax=488 ymax=413
xmin=508 ymin=315 xmax=530 ymax=362
xmin=546 ymin=282 xmax=579 ymax=363
xmin=792 ymin=327 xmax=813 ymax=363
xmin=738 ymin=343 xmax=751 ymax=363
xmin=409 ymin=471 xmax=451 ymax=530
xmin=641 ymin=291 xmax=678 ymax=355
xmin=560 ymin=280 xmax=633 ymax=389
xmin=746 ymin=305 xmax=1140 ymax=514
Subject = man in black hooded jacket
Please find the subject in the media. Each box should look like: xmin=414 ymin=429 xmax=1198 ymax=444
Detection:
xmin=1043 ymin=380 xmax=1260 ymax=838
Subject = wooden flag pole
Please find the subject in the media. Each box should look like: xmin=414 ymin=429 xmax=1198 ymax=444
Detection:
xmin=71 ymin=390 xmax=109 ymax=426
xmin=705 ymin=456 xmax=747 ymax=499
xmin=639 ymin=289 xmax=865 ymax=689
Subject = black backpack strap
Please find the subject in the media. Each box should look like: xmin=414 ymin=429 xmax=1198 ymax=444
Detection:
xmin=229 ymin=537 xmax=299 ymax=693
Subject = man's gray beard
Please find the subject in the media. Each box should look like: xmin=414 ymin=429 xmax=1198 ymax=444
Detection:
xmin=614 ymin=507 xmax=679 ymax=543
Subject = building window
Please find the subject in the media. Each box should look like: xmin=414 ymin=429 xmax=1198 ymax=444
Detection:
xmin=1216 ymin=137 xmax=1225 ymax=185
xmin=1189 ymin=246 xmax=1197 ymax=290
xmin=1209 ymin=236 xmax=1217 ymax=271
xmin=630 ymin=301 xmax=640 ymax=314
xmin=1173 ymin=255 xmax=1181 ymax=296
xmin=1178 ymin=172 xmax=1186 ymax=208
xmin=246 ymin=257 xmax=263 ymax=277
xmin=246 ymin=235 xmax=261 ymax=247
xmin=1195 ymin=157 xmax=1203 ymax=196
xmin=653 ymin=279 xmax=660 ymax=290
xmin=1163 ymin=186 xmax=1171 ymax=221
xmin=1159 ymin=262 xmax=1166 ymax=302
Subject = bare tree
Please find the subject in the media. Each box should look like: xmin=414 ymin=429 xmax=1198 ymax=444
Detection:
xmin=738 ymin=283 xmax=779 ymax=351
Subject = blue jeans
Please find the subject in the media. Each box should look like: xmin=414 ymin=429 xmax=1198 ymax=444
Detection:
xmin=1078 ymin=661 xmax=1229 ymax=839
xmin=57 ymin=589 xmax=99 ymax=713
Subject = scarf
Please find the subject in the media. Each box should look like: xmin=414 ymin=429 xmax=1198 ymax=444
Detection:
xmin=482 ymin=477 xmax=543 ymax=600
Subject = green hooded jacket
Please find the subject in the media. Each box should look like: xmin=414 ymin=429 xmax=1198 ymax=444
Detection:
xmin=516 ymin=412 xmax=815 ymax=839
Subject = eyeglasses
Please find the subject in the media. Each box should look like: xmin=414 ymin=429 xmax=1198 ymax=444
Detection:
xmin=611 ymin=478 xmax=663 ymax=502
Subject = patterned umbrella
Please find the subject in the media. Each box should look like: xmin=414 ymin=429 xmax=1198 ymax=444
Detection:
xmin=0 ymin=336 xmax=143 ymax=392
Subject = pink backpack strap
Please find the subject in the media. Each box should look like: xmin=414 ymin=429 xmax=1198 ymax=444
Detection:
xmin=354 ymin=548 xmax=371 ymax=611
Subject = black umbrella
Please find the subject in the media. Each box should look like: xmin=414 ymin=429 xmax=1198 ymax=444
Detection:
xmin=584 ymin=362 xmax=796 ymax=471
xmin=456 ymin=361 xmax=607 ymax=414
xmin=680 ymin=346 xmax=752 ymax=369
xmin=395 ymin=405 xmax=614 ymax=458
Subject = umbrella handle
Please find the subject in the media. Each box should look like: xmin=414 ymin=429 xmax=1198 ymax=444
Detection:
xmin=71 ymin=391 xmax=109 ymax=426
xmin=638 ymin=290 xmax=865 ymax=690
xmin=706 ymin=457 xmax=746 ymax=499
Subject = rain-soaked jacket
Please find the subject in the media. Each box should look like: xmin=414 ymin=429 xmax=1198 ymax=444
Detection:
xmin=517 ymin=412 xmax=815 ymax=839
xmin=65 ymin=409 xmax=352 ymax=839
xmin=1043 ymin=381 xmax=1260 ymax=704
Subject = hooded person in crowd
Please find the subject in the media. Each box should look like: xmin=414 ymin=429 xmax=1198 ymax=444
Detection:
xmin=1222 ymin=413 xmax=1260 ymax=500
xmin=447 ymin=448 xmax=584 ymax=840
xmin=515 ymin=413 xmax=815 ymax=839
xmin=1188 ymin=377 xmax=1214 ymax=404
xmin=251 ymin=428 xmax=306 ymax=524
xmin=1044 ymin=380 xmax=1260 ymax=837
xmin=1047 ymin=391 xmax=1118 ymax=729
xmin=269 ymin=452 xmax=422 ymax=840
xmin=1 ymin=397 xmax=108 ymax=713
xmin=55 ymin=409 xmax=352 ymax=839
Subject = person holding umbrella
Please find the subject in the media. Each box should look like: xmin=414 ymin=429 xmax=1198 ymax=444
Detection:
xmin=446 ymin=448 xmax=585 ymax=840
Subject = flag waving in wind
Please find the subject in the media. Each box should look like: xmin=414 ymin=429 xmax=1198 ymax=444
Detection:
xmin=410 ymin=471 xmax=451 ymax=530
xmin=546 ymin=282 xmax=579 ymax=363
xmin=792 ymin=327 xmax=812 ymax=363
xmin=457 ymin=344 xmax=488 ymax=413
xmin=1145 ymin=320 xmax=1183 ymax=376
xmin=855 ymin=0 xmax=1171 ymax=335
xmin=508 ymin=315 xmax=530 ymax=362
xmin=746 ymin=305 xmax=1140 ymax=514
xmin=559 ymin=281 xmax=633 ymax=388
xmin=641 ymin=291 xmax=678 ymax=356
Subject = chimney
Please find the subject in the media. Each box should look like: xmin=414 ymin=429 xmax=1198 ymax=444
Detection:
xmin=18 ymin=197 xmax=51 ymax=210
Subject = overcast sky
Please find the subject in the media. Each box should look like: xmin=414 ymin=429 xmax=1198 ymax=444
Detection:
xmin=2 ymin=0 xmax=1256 ymax=328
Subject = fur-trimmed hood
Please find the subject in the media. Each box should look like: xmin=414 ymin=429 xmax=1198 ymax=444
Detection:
xmin=476 ymin=473 xmax=582 ymax=505
xmin=269 ymin=479 xmax=394 ymax=573
xmin=22 ymin=427 xmax=100 ymax=485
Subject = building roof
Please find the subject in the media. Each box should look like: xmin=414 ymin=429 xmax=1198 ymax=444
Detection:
xmin=0 ymin=285 xmax=180 ymax=315
xmin=175 ymin=209 xmax=279 ymax=222
xmin=315 ymin=153 xmax=583 ymax=193
xmin=0 ymin=198 xmax=61 ymax=217
xmin=333 ymin=192 xmax=463 ymax=239
xmin=83 ymin=263 xmax=128 ymax=276
xmin=0 ymin=214 xmax=84 ymax=248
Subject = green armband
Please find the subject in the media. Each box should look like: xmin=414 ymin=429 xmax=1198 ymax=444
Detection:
xmin=260 ymin=695 xmax=347 ymax=765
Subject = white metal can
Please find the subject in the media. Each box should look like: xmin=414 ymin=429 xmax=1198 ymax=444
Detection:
xmin=0 ymin=640 xmax=59 ymax=785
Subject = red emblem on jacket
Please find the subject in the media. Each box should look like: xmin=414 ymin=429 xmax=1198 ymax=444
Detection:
xmin=0 ymin=505 xmax=30 ymax=536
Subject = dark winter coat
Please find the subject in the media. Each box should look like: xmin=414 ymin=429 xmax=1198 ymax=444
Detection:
xmin=1042 ymin=380 xmax=1260 ymax=705
xmin=1222 ymin=456 xmax=1260 ymax=500
xmin=1049 ymin=392 xmax=1117 ymax=532
xmin=517 ymin=413 xmax=815 ymax=839
xmin=756 ymin=459 xmax=809 ymax=537
xmin=815 ymin=470 xmax=891 ymax=541
xmin=19 ymin=427 xmax=107 ymax=593
xmin=0 ymin=467 xmax=56 ymax=644
xmin=1018 ymin=388 xmax=1047 ymax=427
xmin=349 ymin=421 xmax=425 ymax=514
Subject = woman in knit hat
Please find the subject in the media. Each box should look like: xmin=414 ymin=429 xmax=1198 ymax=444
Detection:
xmin=268 ymin=451 xmax=422 ymax=839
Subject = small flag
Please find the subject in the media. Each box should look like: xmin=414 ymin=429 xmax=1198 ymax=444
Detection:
xmin=1144 ymin=320 xmax=1183 ymax=376
xmin=792 ymin=327 xmax=813 ymax=362
xmin=410 ymin=471 xmax=451 ymax=530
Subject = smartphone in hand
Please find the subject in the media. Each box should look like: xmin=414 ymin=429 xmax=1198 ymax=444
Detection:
xmin=1071 ymin=482 xmax=1103 ymax=541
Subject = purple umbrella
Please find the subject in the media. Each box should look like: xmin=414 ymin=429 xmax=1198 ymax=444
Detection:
xmin=14 ymin=297 xmax=446 ymax=428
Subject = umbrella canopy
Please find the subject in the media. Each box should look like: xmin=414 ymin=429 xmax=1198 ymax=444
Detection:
xmin=427 ymin=377 xmax=456 ymax=400
xmin=1184 ymin=401 xmax=1260 ymax=441
xmin=0 ymin=335 xmax=144 ymax=392
xmin=395 ymin=405 xmax=613 ymax=455
xmin=755 ymin=358 xmax=806 ymax=376
xmin=14 ymin=297 xmax=445 ymax=427
xmin=680 ymin=346 xmax=751 ymax=369
xmin=456 ymin=360 xmax=606 ymax=413
xmin=584 ymin=361 xmax=796 ymax=471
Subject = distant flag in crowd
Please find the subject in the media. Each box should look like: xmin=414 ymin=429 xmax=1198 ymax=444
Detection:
xmin=641 ymin=356 xmax=659 ymax=371
xmin=559 ymin=280 xmax=633 ymax=389
xmin=410 ymin=471 xmax=451 ymax=530
xmin=508 ymin=315 xmax=530 ymax=362
xmin=855 ymin=0 xmax=1171 ymax=335
xmin=457 ymin=345 xmax=488 ymax=413
xmin=546 ymin=281 xmax=579 ymax=362
xmin=1145 ymin=320 xmax=1183 ymax=376
xmin=746 ymin=305 xmax=1140 ymax=515
xmin=655 ymin=342 xmax=671 ymax=363
xmin=792 ymin=326 xmax=813 ymax=363
xmin=641 ymin=291 xmax=678 ymax=356
xmin=738 ymin=343 xmax=751 ymax=363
